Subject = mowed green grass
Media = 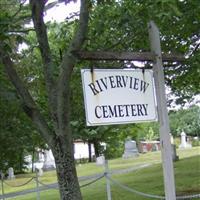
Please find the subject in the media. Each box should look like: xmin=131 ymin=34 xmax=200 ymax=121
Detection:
xmin=2 ymin=147 xmax=200 ymax=200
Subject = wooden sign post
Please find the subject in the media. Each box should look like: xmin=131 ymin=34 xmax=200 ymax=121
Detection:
xmin=148 ymin=21 xmax=176 ymax=200
xmin=78 ymin=21 xmax=181 ymax=200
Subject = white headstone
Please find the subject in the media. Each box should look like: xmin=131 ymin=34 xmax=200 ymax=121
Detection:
xmin=8 ymin=167 xmax=15 ymax=179
xmin=96 ymin=155 xmax=105 ymax=166
xmin=35 ymin=168 xmax=43 ymax=176
xmin=122 ymin=139 xmax=139 ymax=159
xmin=42 ymin=150 xmax=56 ymax=171
xmin=179 ymin=131 xmax=192 ymax=149
xmin=38 ymin=151 xmax=45 ymax=162
xmin=171 ymin=144 xmax=179 ymax=161
xmin=170 ymin=133 xmax=174 ymax=144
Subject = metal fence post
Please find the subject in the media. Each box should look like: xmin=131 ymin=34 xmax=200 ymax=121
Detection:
xmin=104 ymin=160 xmax=112 ymax=200
xmin=0 ymin=171 xmax=5 ymax=200
xmin=35 ymin=170 xmax=40 ymax=200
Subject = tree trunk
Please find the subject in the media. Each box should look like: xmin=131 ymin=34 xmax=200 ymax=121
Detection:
xmin=19 ymin=150 xmax=24 ymax=173
xmin=52 ymin=136 xmax=82 ymax=200
xmin=31 ymin=147 xmax=35 ymax=173
xmin=93 ymin=140 xmax=101 ymax=158
xmin=88 ymin=142 xmax=92 ymax=162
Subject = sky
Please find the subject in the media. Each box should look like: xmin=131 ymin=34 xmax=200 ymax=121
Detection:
xmin=20 ymin=0 xmax=80 ymax=49
xmin=45 ymin=0 xmax=80 ymax=22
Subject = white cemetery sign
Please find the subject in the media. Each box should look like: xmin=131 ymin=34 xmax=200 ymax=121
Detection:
xmin=81 ymin=69 xmax=157 ymax=126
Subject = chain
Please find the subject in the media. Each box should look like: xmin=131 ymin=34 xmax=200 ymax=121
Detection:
xmin=3 ymin=177 xmax=34 ymax=187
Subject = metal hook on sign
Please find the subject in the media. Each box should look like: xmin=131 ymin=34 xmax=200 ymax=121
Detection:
xmin=142 ymin=67 xmax=145 ymax=74
xmin=90 ymin=65 xmax=94 ymax=74
xmin=90 ymin=64 xmax=95 ymax=83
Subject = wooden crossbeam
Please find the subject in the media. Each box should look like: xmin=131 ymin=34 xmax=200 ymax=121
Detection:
xmin=74 ymin=51 xmax=185 ymax=62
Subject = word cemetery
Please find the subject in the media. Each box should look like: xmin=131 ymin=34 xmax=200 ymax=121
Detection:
xmin=95 ymin=104 xmax=148 ymax=119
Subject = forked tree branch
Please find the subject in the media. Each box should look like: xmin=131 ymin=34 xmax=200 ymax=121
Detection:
xmin=30 ymin=0 xmax=55 ymax=92
xmin=30 ymin=0 xmax=60 ymax=133
xmin=56 ymin=0 xmax=90 ymax=134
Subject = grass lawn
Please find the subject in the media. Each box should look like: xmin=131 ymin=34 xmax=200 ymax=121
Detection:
xmin=1 ymin=147 xmax=199 ymax=200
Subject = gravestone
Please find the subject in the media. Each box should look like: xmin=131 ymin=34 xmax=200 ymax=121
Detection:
xmin=170 ymin=133 xmax=174 ymax=144
xmin=152 ymin=143 xmax=159 ymax=151
xmin=170 ymin=134 xmax=179 ymax=161
xmin=96 ymin=155 xmax=105 ymax=166
xmin=35 ymin=168 xmax=43 ymax=176
xmin=122 ymin=139 xmax=139 ymax=159
xmin=171 ymin=144 xmax=179 ymax=161
xmin=38 ymin=151 xmax=45 ymax=162
xmin=8 ymin=167 xmax=15 ymax=179
xmin=42 ymin=150 xmax=56 ymax=171
xmin=179 ymin=131 xmax=192 ymax=149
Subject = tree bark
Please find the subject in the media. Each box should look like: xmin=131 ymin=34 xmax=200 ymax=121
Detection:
xmin=19 ymin=150 xmax=24 ymax=173
xmin=52 ymin=135 xmax=82 ymax=200
xmin=31 ymin=147 xmax=35 ymax=173
xmin=88 ymin=142 xmax=92 ymax=162
xmin=93 ymin=140 xmax=101 ymax=158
